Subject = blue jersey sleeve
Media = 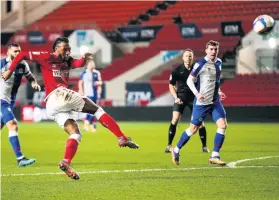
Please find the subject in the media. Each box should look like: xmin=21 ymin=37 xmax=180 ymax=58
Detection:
xmin=1 ymin=58 xmax=7 ymax=72
xmin=96 ymin=70 xmax=101 ymax=81
xmin=80 ymin=71 xmax=85 ymax=80
xmin=190 ymin=58 xmax=207 ymax=77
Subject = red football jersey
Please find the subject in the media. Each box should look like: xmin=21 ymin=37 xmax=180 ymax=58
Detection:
xmin=8 ymin=51 xmax=86 ymax=98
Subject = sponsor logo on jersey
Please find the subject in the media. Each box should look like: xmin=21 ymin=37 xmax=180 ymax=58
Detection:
xmin=52 ymin=70 xmax=69 ymax=77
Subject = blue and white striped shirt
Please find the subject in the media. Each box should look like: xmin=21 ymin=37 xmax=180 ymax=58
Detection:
xmin=191 ymin=56 xmax=222 ymax=105
xmin=80 ymin=69 xmax=101 ymax=98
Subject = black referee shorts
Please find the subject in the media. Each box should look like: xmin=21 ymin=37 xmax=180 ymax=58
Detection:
xmin=173 ymin=99 xmax=193 ymax=114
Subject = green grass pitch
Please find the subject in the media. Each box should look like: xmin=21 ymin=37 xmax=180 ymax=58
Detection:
xmin=1 ymin=122 xmax=279 ymax=200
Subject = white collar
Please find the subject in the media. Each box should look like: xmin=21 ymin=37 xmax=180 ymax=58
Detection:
xmin=204 ymin=56 xmax=219 ymax=63
xmin=6 ymin=57 xmax=12 ymax=63
xmin=86 ymin=69 xmax=96 ymax=73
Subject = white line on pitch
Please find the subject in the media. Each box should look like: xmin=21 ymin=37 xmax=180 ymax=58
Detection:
xmin=227 ymin=156 xmax=279 ymax=168
xmin=1 ymin=165 xmax=279 ymax=177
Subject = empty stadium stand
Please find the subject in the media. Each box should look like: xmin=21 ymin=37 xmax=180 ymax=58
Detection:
xmin=143 ymin=1 xmax=279 ymax=25
xmin=28 ymin=1 xmax=158 ymax=30
xmin=222 ymin=73 xmax=279 ymax=106
xmin=102 ymin=22 xmax=241 ymax=81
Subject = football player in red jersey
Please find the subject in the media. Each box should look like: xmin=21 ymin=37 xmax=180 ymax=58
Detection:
xmin=2 ymin=37 xmax=139 ymax=180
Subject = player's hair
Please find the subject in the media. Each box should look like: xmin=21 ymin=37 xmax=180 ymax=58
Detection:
xmin=183 ymin=48 xmax=193 ymax=54
xmin=206 ymin=40 xmax=219 ymax=48
xmin=7 ymin=43 xmax=20 ymax=49
xmin=52 ymin=37 xmax=69 ymax=51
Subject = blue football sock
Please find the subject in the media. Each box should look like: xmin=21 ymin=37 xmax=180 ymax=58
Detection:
xmin=9 ymin=132 xmax=23 ymax=159
xmin=213 ymin=132 xmax=225 ymax=153
xmin=176 ymin=129 xmax=193 ymax=150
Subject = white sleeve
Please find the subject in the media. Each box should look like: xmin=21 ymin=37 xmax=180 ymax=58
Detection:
xmin=187 ymin=75 xmax=199 ymax=95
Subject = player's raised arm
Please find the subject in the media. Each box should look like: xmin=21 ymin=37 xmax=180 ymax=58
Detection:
xmin=1 ymin=52 xmax=28 ymax=80
xmin=71 ymin=57 xmax=86 ymax=68
xmin=2 ymin=51 xmax=44 ymax=81
xmin=71 ymin=53 xmax=94 ymax=69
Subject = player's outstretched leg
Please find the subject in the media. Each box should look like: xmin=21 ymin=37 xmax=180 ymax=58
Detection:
xmin=199 ymin=124 xmax=210 ymax=153
xmin=58 ymin=119 xmax=81 ymax=180
xmin=82 ymin=98 xmax=139 ymax=149
xmin=209 ymin=118 xmax=227 ymax=166
xmin=5 ymin=120 xmax=36 ymax=167
xmin=171 ymin=125 xmax=198 ymax=165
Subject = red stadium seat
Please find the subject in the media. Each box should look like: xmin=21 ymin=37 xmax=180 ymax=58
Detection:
xmin=222 ymin=73 xmax=279 ymax=106
xmin=27 ymin=1 xmax=158 ymax=31
xmin=142 ymin=1 xmax=279 ymax=26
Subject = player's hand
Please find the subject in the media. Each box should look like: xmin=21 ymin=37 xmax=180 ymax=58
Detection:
xmin=94 ymin=81 xmax=103 ymax=86
xmin=31 ymin=81 xmax=41 ymax=91
xmin=84 ymin=53 xmax=94 ymax=61
xmin=195 ymin=93 xmax=205 ymax=102
xmin=175 ymin=98 xmax=183 ymax=104
xmin=1 ymin=70 xmax=13 ymax=81
xmin=219 ymin=91 xmax=227 ymax=101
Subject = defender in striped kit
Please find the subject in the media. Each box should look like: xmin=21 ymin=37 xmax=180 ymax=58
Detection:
xmin=79 ymin=59 xmax=102 ymax=132
xmin=171 ymin=40 xmax=228 ymax=166
xmin=1 ymin=43 xmax=41 ymax=167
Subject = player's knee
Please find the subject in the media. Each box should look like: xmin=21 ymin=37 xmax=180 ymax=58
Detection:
xmin=171 ymin=112 xmax=181 ymax=125
xmin=223 ymin=123 xmax=228 ymax=129
xmin=171 ymin=117 xmax=179 ymax=125
xmin=216 ymin=118 xmax=227 ymax=129
xmin=218 ymin=122 xmax=227 ymax=129
xmin=64 ymin=119 xmax=80 ymax=134
xmin=217 ymin=123 xmax=227 ymax=136
xmin=199 ymin=123 xmax=205 ymax=129
xmin=190 ymin=124 xmax=199 ymax=134
xmin=199 ymin=122 xmax=205 ymax=129
xmin=6 ymin=120 xmax=18 ymax=131
xmin=82 ymin=98 xmax=99 ymax=114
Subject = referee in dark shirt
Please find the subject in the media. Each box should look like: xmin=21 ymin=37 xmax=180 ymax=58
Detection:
xmin=165 ymin=49 xmax=209 ymax=153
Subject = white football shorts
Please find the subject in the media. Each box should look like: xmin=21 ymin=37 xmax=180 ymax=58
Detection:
xmin=46 ymin=87 xmax=85 ymax=128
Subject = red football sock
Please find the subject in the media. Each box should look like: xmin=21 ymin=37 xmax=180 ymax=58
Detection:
xmin=99 ymin=113 xmax=126 ymax=138
xmin=63 ymin=138 xmax=79 ymax=163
